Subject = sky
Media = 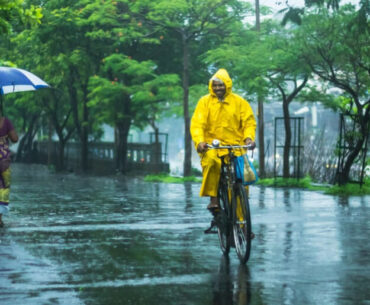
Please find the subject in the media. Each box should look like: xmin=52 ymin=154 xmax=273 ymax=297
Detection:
xmin=243 ymin=0 xmax=359 ymax=24
xmin=260 ymin=0 xmax=305 ymax=11
xmin=255 ymin=0 xmax=359 ymax=12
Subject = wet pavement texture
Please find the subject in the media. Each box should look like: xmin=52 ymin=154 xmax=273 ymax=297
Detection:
xmin=0 ymin=163 xmax=369 ymax=305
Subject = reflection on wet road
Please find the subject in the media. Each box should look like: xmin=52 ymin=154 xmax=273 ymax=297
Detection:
xmin=1 ymin=164 xmax=369 ymax=305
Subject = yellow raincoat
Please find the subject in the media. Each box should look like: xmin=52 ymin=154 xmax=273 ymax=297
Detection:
xmin=190 ymin=69 xmax=257 ymax=197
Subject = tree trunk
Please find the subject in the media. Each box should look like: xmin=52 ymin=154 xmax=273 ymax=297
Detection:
xmin=337 ymin=140 xmax=363 ymax=184
xmin=120 ymin=126 xmax=129 ymax=172
xmin=283 ymin=100 xmax=291 ymax=178
xmin=182 ymin=33 xmax=192 ymax=176
xmin=57 ymin=140 xmax=65 ymax=170
xmin=153 ymin=125 xmax=161 ymax=165
xmin=255 ymin=0 xmax=260 ymax=31
xmin=114 ymin=126 xmax=119 ymax=170
xmin=48 ymin=117 xmax=53 ymax=167
xmin=257 ymin=96 xmax=265 ymax=178
xmin=80 ymin=86 xmax=89 ymax=172
xmin=276 ymin=77 xmax=308 ymax=178
xmin=15 ymin=114 xmax=38 ymax=162
xmin=115 ymin=125 xmax=126 ymax=172
xmin=115 ymin=121 xmax=131 ymax=173
xmin=336 ymin=116 xmax=368 ymax=184
xmin=255 ymin=0 xmax=265 ymax=178
xmin=15 ymin=133 xmax=27 ymax=161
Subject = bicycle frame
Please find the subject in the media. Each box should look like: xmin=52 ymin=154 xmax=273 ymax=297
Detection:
xmin=208 ymin=143 xmax=252 ymax=188
xmin=208 ymin=143 xmax=253 ymax=263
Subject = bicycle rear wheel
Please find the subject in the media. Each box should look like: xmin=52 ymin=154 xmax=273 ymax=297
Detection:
xmin=216 ymin=183 xmax=231 ymax=255
xmin=232 ymin=183 xmax=252 ymax=264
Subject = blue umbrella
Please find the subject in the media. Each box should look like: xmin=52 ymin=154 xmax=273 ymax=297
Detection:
xmin=0 ymin=67 xmax=50 ymax=112
xmin=0 ymin=67 xmax=50 ymax=95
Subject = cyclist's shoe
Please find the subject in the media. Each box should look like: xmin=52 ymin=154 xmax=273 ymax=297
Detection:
xmin=204 ymin=219 xmax=218 ymax=234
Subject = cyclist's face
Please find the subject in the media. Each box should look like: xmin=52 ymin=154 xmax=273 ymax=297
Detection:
xmin=212 ymin=80 xmax=226 ymax=99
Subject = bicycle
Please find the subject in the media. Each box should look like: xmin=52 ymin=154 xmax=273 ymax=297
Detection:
xmin=206 ymin=140 xmax=254 ymax=264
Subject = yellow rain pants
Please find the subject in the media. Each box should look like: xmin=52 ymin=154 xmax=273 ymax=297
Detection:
xmin=199 ymin=149 xmax=222 ymax=197
xmin=0 ymin=167 xmax=10 ymax=204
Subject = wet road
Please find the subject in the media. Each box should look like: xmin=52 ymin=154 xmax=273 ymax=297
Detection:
xmin=0 ymin=164 xmax=369 ymax=305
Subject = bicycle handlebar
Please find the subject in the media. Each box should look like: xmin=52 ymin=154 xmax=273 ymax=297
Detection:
xmin=206 ymin=143 xmax=255 ymax=150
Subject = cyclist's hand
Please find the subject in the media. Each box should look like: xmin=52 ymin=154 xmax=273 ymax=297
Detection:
xmin=245 ymin=138 xmax=256 ymax=150
xmin=197 ymin=142 xmax=208 ymax=153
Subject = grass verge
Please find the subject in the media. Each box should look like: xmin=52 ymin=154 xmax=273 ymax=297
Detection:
xmin=324 ymin=182 xmax=370 ymax=196
xmin=144 ymin=173 xmax=201 ymax=183
xmin=257 ymin=176 xmax=370 ymax=196
xmin=144 ymin=174 xmax=369 ymax=196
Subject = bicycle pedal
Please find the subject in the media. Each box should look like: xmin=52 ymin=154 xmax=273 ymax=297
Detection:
xmin=204 ymin=227 xmax=218 ymax=234
xmin=204 ymin=220 xmax=218 ymax=234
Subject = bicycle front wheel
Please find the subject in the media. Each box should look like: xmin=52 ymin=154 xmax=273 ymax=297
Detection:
xmin=232 ymin=183 xmax=252 ymax=264
xmin=217 ymin=183 xmax=231 ymax=255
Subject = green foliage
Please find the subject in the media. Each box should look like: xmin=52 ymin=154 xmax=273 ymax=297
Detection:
xmin=144 ymin=173 xmax=201 ymax=183
xmin=325 ymin=180 xmax=370 ymax=196
xmin=191 ymin=167 xmax=202 ymax=177
xmin=205 ymin=20 xmax=310 ymax=102
xmin=0 ymin=0 xmax=43 ymax=34
xmin=296 ymin=6 xmax=369 ymax=105
xmin=298 ymin=85 xmax=337 ymax=108
xmin=88 ymin=53 xmax=181 ymax=130
xmin=257 ymin=176 xmax=314 ymax=188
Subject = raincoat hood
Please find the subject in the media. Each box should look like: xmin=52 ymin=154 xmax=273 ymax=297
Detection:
xmin=208 ymin=68 xmax=233 ymax=97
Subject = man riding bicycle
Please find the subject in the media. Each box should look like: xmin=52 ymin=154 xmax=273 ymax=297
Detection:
xmin=190 ymin=68 xmax=257 ymax=211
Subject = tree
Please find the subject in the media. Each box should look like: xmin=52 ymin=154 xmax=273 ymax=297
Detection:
xmin=4 ymin=0 xmax=184 ymax=172
xmin=296 ymin=5 xmax=370 ymax=184
xmin=0 ymin=89 xmax=43 ymax=162
xmin=40 ymin=89 xmax=75 ymax=170
xmin=264 ymin=30 xmax=310 ymax=178
xmin=88 ymin=54 xmax=180 ymax=171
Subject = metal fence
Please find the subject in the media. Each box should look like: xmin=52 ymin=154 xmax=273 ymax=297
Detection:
xmin=35 ymin=140 xmax=169 ymax=174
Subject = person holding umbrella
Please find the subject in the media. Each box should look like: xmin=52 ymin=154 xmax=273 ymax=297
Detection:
xmin=0 ymin=112 xmax=18 ymax=227
xmin=0 ymin=66 xmax=49 ymax=227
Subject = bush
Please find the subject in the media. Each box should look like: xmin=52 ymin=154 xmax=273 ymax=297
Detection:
xmin=191 ymin=167 xmax=202 ymax=177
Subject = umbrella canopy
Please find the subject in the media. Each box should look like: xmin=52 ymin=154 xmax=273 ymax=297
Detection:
xmin=0 ymin=67 xmax=50 ymax=95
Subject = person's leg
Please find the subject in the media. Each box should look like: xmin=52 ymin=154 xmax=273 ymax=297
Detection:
xmin=0 ymin=161 xmax=10 ymax=227
xmin=199 ymin=150 xmax=221 ymax=209
xmin=208 ymin=196 xmax=219 ymax=209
